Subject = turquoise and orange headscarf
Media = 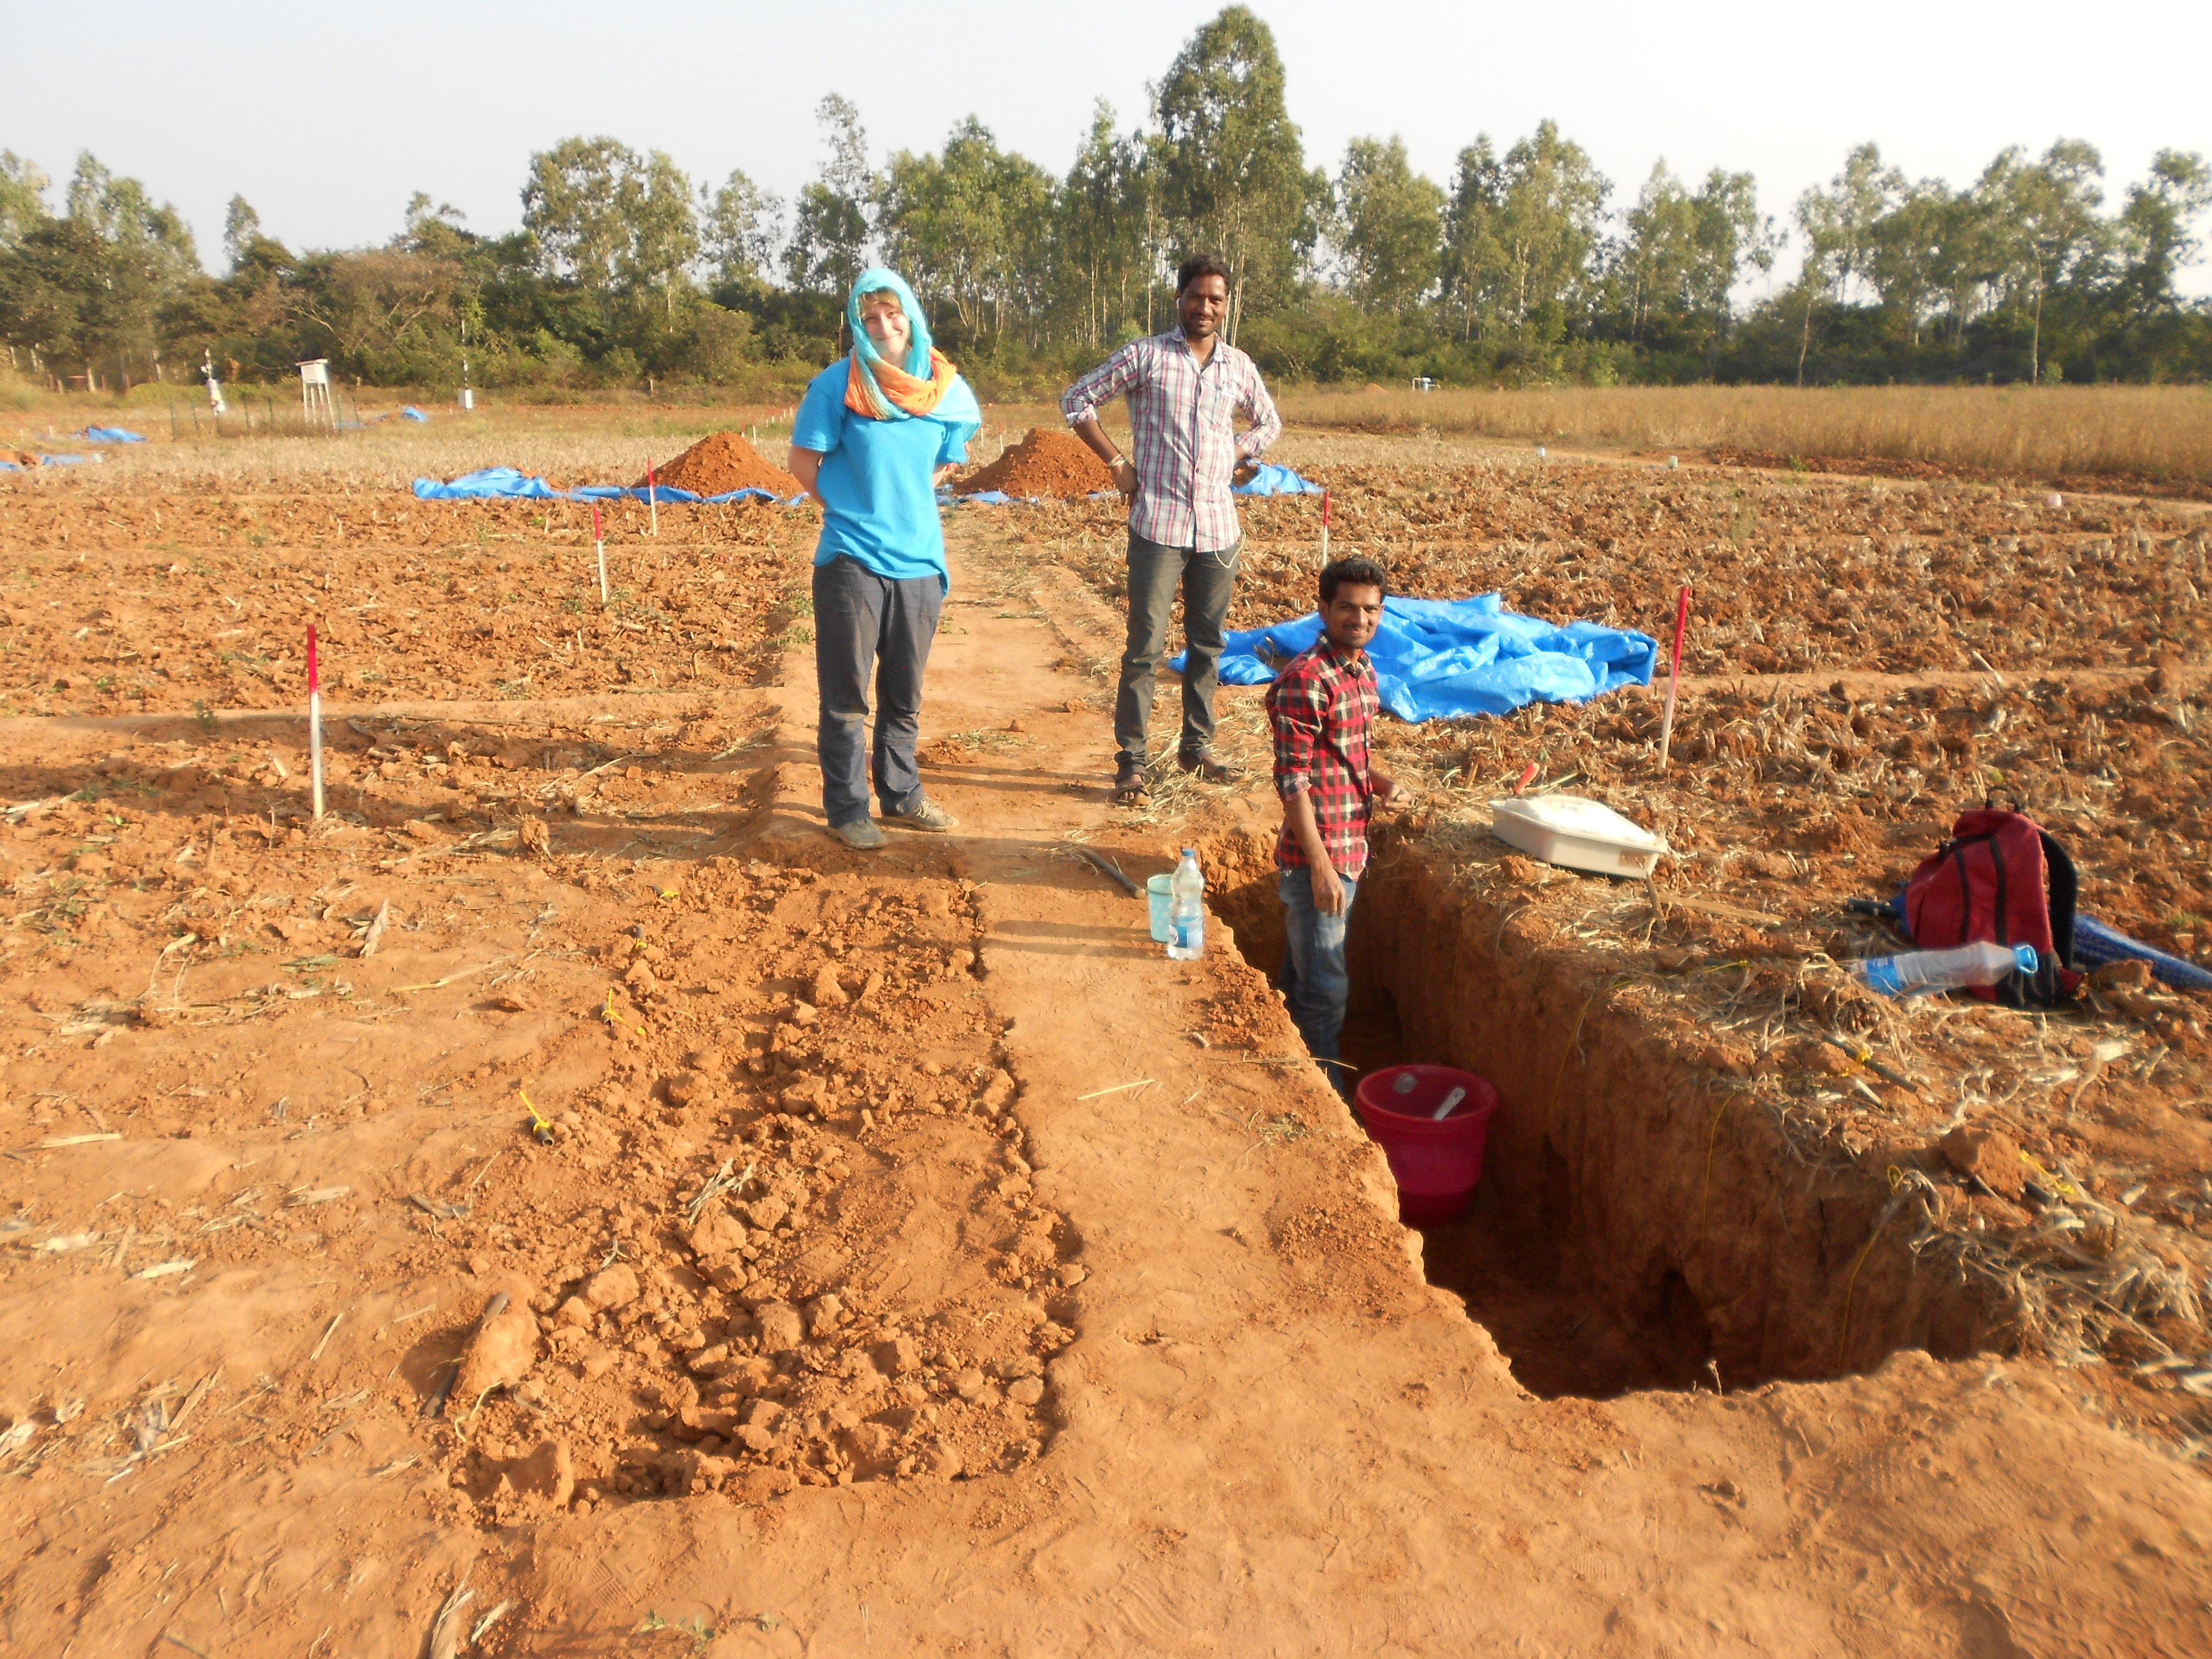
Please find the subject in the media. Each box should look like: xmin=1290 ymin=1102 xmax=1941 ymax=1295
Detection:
xmin=843 ymin=268 xmax=981 ymax=432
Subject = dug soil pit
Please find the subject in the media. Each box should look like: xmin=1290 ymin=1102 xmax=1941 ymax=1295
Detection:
xmin=956 ymin=426 xmax=1113 ymax=498
xmin=641 ymin=430 xmax=801 ymax=497
xmin=1202 ymin=768 xmax=2212 ymax=1428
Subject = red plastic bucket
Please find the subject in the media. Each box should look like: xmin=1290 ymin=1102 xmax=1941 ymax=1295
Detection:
xmin=1353 ymin=1065 xmax=1500 ymax=1223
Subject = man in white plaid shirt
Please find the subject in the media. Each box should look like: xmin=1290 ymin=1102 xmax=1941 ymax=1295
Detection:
xmin=1062 ymin=255 xmax=1283 ymax=804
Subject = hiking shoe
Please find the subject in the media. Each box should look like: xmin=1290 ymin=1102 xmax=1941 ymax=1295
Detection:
xmin=887 ymin=797 xmax=959 ymax=833
xmin=832 ymin=818 xmax=887 ymax=850
xmin=1178 ymin=748 xmax=1243 ymax=784
xmin=1112 ymin=759 xmax=1147 ymax=805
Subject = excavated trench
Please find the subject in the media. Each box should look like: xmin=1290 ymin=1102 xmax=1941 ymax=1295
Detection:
xmin=1204 ymin=828 xmax=2004 ymax=1401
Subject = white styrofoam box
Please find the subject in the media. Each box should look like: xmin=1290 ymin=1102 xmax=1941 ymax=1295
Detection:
xmin=1487 ymin=793 xmax=1671 ymax=878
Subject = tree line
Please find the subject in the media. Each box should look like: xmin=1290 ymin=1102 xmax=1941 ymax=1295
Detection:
xmin=3 ymin=6 xmax=2207 ymax=399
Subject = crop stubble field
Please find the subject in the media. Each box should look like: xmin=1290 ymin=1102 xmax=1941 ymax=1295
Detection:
xmin=4 ymin=412 xmax=2212 ymax=1647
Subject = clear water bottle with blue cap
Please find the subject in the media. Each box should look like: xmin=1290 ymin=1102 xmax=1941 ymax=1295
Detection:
xmin=1166 ymin=848 xmax=1205 ymax=960
xmin=1858 ymin=941 xmax=2038 ymax=997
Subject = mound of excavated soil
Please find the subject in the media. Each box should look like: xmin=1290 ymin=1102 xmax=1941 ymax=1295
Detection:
xmin=639 ymin=431 xmax=800 ymax=497
xmin=956 ymin=427 xmax=1113 ymax=498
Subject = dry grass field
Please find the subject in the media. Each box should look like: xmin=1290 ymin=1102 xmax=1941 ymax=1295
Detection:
xmin=1278 ymin=384 xmax=2212 ymax=490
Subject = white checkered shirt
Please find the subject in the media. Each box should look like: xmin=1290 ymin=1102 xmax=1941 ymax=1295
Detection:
xmin=1060 ymin=330 xmax=1282 ymax=553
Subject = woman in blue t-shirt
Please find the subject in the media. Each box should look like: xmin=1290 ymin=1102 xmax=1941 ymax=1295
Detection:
xmin=788 ymin=269 xmax=981 ymax=849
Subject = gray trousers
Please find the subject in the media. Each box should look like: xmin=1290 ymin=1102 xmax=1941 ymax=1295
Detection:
xmin=813 ymin=555 xmax=942 ymax=827
xmin=1116 ymin=530 xmax=1241 ymax=766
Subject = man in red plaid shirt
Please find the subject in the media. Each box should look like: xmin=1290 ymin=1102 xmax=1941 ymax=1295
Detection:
xmin=1267 ymin=557 xmax=1397 ymax=1094
xmin=1062 ymin=254 xmax=1282 ymax=804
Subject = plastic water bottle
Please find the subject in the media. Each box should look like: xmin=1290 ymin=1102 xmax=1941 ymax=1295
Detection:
xmin=1858 ymin=941 xmax=2038 ymax=998
xmin=1166 ymin=848 xmax=1205 ymax=960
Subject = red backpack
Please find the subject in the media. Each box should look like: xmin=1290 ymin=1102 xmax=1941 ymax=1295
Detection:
xmin=1904 ymin=809 xmax=2081 ymax=1006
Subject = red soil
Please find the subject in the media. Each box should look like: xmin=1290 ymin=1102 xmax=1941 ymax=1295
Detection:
xmin=956 ymin=427 xmax=1113 ymax=499
xmin=641 ymin=431 xmax=800 ymax=497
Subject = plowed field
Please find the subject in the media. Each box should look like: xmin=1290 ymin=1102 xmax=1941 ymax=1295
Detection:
xmin=3 ymin=431 xmax=2209 ymax=1653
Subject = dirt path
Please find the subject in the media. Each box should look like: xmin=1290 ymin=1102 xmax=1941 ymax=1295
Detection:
xmin=492 ymin=537 xmax=2212 ymax=1653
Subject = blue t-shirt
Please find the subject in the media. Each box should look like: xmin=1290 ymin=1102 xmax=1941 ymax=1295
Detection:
xmin=791 ymin=360 xmax=977 ymax=587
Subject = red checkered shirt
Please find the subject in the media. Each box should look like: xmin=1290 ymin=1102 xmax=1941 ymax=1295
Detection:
xmin=1266 ymin=636 xmax=1380 ymax=878
xmin=1059 ymin=329 xmax=1281 ymax=552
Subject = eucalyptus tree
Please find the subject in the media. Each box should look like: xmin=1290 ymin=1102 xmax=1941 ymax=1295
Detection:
xmin=1332 ymin=136 xmax=1445 ymax=317
xmin=523 ymin=137 xmax=700 ymax=316
xmin=879 ymin=119 xmax=1052 ymax=347
xmin=1153 ymin=5 xmax=1313 ymax=342
xmin=703 ymin=169 xmax=784 ymax=288
xmin=785 ymin=94 xmax=875 ymax=301
xmin=1055 ymin=101 xmax=1155 ymax=347
xmin=1620 ymin=162 xmax=1773 ymax=349
xmin=1979 ymin=139 xmax=2108 ymax=382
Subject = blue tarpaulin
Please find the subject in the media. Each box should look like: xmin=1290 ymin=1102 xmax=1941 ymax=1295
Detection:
xmin=78 ymin=426 xmax=145 ymax=443
xmin=1233 ymin=462 xmax=1322 ymax=496
xmin=401 ymin=406 xmax=430 ymax=422
xmin=38 ymin=453 xmax=98 ymax=466
xmin=411 ymin=467 xmax=789 ymax=504
xmin=414 ymin=467 xmax=562 ymax=500
xmin=950 ymin=463 xmax=1321 ymax=507
xmin=568 ymin=482 xmax=784 ymax=504
xmin=1172 ymin=593 xmax=1656 ymax=723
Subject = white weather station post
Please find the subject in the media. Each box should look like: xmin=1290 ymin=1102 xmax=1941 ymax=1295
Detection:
xmin=298 ymin=358 xmax=336 ymax=431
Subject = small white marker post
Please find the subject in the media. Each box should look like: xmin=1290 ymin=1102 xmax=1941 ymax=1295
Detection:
xmin=592 ymin=502 xmax=608 ymax=606
xmin=646 ymin=462 xmax=659 ymax=538
xmin=306 ymin=623 xmax=325 ymax=820
xmin=1320 ymin=487 xmax=1331 ymax=561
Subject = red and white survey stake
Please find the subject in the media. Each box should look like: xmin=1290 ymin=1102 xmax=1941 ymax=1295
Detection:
xmin=1657 ymin=583 xmax=1692 ymax=772
xmin=646 ymin=461 xmax=659 ymax=538
xmin=1320 ymin=487 xmax=1331 ymax=560
xmin=306 ymin=622 xmax=325 ymax=820
xmin=591 ymin=501 xmax=608 ymax=606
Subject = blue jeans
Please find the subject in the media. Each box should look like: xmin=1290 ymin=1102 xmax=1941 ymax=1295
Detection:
xmin=1279 ymin=867 xmax=1357 ymax=1091
xmin=1115 ymin=531 xmax=1240 ymax=766
xmin=813 ymin=556 xmax=942 ymax=827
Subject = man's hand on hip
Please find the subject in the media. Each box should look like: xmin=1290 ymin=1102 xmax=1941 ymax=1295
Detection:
xmin=1112 ymin=457 xmax=1138 ymax=498
xmin=1232 ymin=458 xmax=1259 ymax=487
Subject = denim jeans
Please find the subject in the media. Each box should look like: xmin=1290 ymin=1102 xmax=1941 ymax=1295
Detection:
xmin=812 ymin=555 xmax=942 ymax=827
xmin=1279 ymin=867 xmax=1358 ymax=1091
xmin=1115 ymin=530 xmax=1241 ymax=766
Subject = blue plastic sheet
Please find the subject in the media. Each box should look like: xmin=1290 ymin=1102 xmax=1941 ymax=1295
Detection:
xmin=568 ymin=482 xmax=783 ymax=505
xmin=78 ymin=426 xmax=145 ymax=443
xmin=0 ymin=460 xmax=16 ymax=472
xmin=39 ymin=453 xmax=97 ymax=466
xmin=411 ymin=467 xmax=789 ymax=504
xmin=1232 ymin=462 xmax=1322 ymax=496
xmin=952 ymin=466 xmax=1316 ymax=505
xmin=1171 ymin=593 xmax=1656 ymax=723
xmin=400 ymin=406 xmax=429 ymax=423
xmin=414 ymin=467 xmax=562 ymax=500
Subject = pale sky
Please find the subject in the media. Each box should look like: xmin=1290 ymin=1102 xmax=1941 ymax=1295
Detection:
xmin=12 ymin=1 xmax=2212 ymax=296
